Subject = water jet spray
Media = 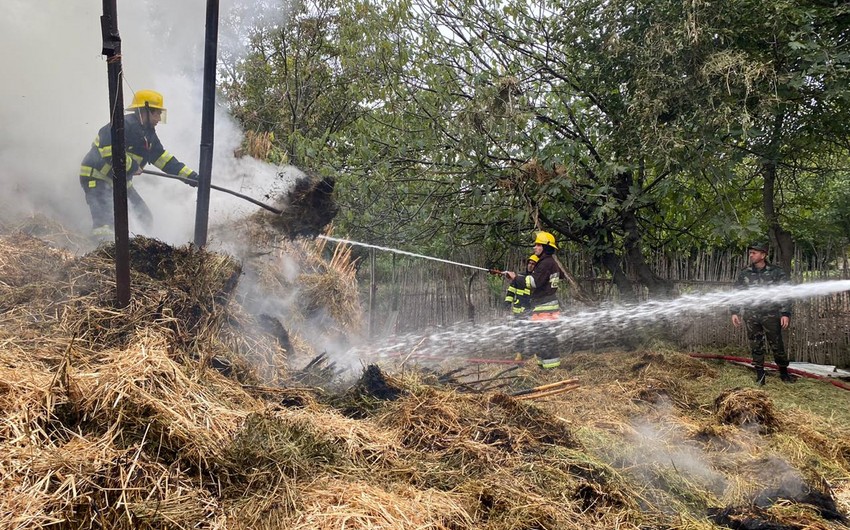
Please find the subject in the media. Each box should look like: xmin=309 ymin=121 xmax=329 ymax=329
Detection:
xmin=350 ymin=280 xmax=850 ymax=362
xmin=318 ymin=235 xmax=507 ymax=275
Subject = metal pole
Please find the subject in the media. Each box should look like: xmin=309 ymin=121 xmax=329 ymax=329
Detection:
xmin=369 ymin=248 xmax=376 ymax=338
xmin=193 ymin=0 xmax=220 ymax=247
xmin=101 ymin=0 xmax=130 ymax=307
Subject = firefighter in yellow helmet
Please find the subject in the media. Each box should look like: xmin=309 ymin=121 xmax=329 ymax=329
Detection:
xmin=79 ymin=89 xmax=199 ymax=241
xmin=504 ymin=254 xmax=539 ymax=317
xmin=504 ymin=254 xmax=539 ymax=361
xmin=505 ymin=231 xmax=564 ymax=368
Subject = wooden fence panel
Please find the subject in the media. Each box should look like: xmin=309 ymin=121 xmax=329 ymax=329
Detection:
xmin=365 ymin=249 xmax=850 ymax=367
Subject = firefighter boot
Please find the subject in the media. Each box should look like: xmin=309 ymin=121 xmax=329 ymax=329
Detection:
xmin=91 ymin=225 xmax=115 ymax=243
xmin=538 ymin=357 xmax=561 ymax=370
xmin=779 ymin=367 xmax=796 ymax=383
xmin=754 ymin=367 xmax=766 ymax=386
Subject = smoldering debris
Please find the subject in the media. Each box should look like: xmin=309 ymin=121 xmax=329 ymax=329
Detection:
xmin=707 ymin=506 xmax=798 ymax=530
xmin=266 ymin=173 xmax=338 ymax=238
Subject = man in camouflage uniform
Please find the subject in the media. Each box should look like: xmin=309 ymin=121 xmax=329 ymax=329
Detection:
xmin=730 ymin=242 xmax=793 ymax=385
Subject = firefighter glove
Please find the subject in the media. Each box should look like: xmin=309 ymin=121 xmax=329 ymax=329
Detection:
xmin=186 ymin=171 xmax=199 ymax=187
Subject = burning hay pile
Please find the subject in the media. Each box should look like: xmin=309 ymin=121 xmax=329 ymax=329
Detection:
xmin=213 ymin=219 xmax=364 ymax=364
xmin=249 ymin=171 xmax=338 ymax=239
xmin=1 ymin=227 xmax=849 ymax=529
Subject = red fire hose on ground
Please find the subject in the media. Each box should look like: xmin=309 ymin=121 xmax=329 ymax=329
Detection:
xmin=688 ymin=353 xmax=850 ymax=392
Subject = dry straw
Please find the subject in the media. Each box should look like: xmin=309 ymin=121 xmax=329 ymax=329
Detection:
xmin=1 ymin=228 xmax=849 ymax=529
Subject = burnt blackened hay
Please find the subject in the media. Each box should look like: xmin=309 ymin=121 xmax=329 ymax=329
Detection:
xmin=267 ymin=173 xmax=338 ymax=238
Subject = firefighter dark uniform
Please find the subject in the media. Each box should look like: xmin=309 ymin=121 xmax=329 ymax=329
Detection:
xmin=79 ymin=89 xmax=198 ymax=240
xmin=512 ymin=232 xmax=564 ymax=369
xmin=505 ymin=255 xmax=538 ymax=318
xmin=506 ymin=255 xmax=538 ymax=361
xmin=731 ymin=242 xmax=792 ymax=384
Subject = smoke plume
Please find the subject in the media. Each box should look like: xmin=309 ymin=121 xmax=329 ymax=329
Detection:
xmin=0 ymin=0 xmax=297 ymax=245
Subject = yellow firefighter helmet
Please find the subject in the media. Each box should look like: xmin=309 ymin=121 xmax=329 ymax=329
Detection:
xmin=127 ymin=89 xmax=167 ymax=123
xmin=128 ymin=89 xmax=166 ymax=110
xmin=533 ymin=231 xmax=558 ymax=249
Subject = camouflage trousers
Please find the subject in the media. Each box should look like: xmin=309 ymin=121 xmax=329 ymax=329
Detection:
xmin=743 ymin=312 xmax=788 ymax=368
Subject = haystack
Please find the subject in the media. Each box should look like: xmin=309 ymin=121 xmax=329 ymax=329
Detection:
xmin=714 ymin=387 xmax=779 ymax=433
xmin=213 ymin=220 xmax=364 ymax=367
xmin=1 ymin=223 xmax=849 ymax=529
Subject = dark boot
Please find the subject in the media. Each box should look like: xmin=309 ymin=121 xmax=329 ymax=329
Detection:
xmin=754 ymin=367 xmax=766 ymax=386
xmin=779 ymin=367 xmax=796 ymax=383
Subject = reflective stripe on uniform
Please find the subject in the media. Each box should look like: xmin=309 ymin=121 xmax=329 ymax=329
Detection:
xmin=538 ymin=358 xmax=561 ymax=369
xmin=532 ymin=300 xmax=560 ymax=313
xmin=178 ymin=166 xmax=194 ymax=177
xmin=80 ymin=165 xmax=113 ymax=184
xmin=512 ymin=287 xmax=532 ymax=314
xmin=154 ymin=151 xmax=174 ymax=169
xmin=80 ymin=165 xmax=109 ymax=181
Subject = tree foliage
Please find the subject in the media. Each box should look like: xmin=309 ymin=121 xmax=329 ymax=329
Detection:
xmin=219 ymin=0 xmax=850 ymax=294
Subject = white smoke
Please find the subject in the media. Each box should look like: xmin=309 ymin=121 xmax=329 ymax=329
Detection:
xmin=0 ymin=0 xmax=297 ymax=246
xmin=0 ymin=0 xmax=364 ymax=378
xmin=628 ymin=398 xmax=728 ymax=497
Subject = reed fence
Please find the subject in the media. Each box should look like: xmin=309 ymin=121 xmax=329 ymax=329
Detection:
xmin=361 ymin=247 xmax=850 ymax=367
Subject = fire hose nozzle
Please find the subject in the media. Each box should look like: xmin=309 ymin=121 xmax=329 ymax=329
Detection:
xmin=488 ymin=268 xmax=507 ymax=276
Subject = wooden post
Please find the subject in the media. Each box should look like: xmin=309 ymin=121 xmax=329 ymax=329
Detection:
xmin=193 ymin=0 xmax=219 ymax=247
xmin=101 ymin=0 xmax=130 ymax=308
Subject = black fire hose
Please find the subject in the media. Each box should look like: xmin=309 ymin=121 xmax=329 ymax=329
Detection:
xmin=140 ymin=169 xmax=282 ymax=215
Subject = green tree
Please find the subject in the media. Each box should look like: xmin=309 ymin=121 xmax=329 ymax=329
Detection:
xmin=221 ymin=0 xmax=850 ymax=292
xmin=219 ymin=0 xmax=385 ymax=169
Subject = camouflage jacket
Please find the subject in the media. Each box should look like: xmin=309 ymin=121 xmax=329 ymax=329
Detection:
xmin=730 ymin=263 xmax=792 ymax=317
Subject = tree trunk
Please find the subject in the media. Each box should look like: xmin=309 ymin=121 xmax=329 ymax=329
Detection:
xmin=466 ymin=271 xmax=477 ymax=324
xmin=611 ymin=169 xmax=672 ymax=297
xmin=762 ymin=161 xmax=794 ymax=272
xmin=600 ymin=251 xmax=635 ymax=301
xmin=761 ymin=114 xmax=794 ymax=273
xmin=622 ymin=211 xmax=673 ymax=297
